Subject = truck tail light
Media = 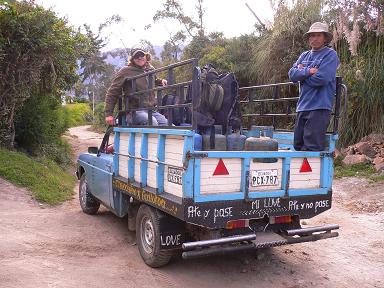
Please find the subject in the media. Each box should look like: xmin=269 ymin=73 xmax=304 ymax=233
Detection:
xmin=225 ymin=219 xmax=249 ymax=229
xmin=269 ymin=215 xmax=292 ymax=224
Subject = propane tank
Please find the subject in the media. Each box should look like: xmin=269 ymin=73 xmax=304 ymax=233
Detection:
xmin=247 ymin=125 xmax=274 ymax=138
xmin=227 ymin=130 xmax=246 ymax=151
xmin=202 ymin=125 xmax=227 ymax=151
xmin=194 ymin=133 xmax=202 ymax=150
xmin=179 ymin=123 xmax=202 ymax=151
xmin=245 ymin=126 xmax=278 ymax=163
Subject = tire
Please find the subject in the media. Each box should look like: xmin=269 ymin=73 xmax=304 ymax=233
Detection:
xmin=79 ymin=173 xmax=100 ymax=215
xmin=136 ymin=205 xmax=173 ymax=268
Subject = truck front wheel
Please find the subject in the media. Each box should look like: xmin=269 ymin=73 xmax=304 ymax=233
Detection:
xmin=79 ymin=173 xmax=100 ymax=215
xmin=136 ymin=205 xmax=173 ymax=267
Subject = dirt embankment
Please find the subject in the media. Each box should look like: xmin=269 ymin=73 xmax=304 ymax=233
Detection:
xmin=0 ymin=125 xmax=383 ymax=288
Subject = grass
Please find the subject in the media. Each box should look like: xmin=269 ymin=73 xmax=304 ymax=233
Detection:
xmin=63 ymin=103 xmax=92 ymax=127
xmin=334 ymin=158 xmax=384 ymax=182
xmin=0 ymin=147 xmax=76 ymax=205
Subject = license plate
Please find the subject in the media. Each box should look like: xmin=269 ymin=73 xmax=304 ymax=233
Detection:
xmin=167 ymin=167 xmax=183 ymax=185
xmin=251 ymin=169 xmax=279 ymax=187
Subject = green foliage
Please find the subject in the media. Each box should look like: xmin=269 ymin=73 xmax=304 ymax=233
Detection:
xmin=92 ymin=102 xmax=108 ymax=131
xmin=333 ymin=156 xmax=383 ymax=182
xmin=40 ymin=139 xmax=73 ymax=168
xmin=334 ymin=162 xmax=376 ymax=178
xmin=14 ymin=92 xmax=72 ymax=166
xmin=225 ymin=34 xmax=258 ymax=87
xmin=333 ymin=156 xmax=384 ymax=181
xmin=336 ymin=34 xmax=384 ymax=146
xmin=63 ymin=103 xmax=92 ymax=127
xmin=15 ymin=93 xmax=67 ymax=150
xmin=0 ymin=147 xmax=75 ymax=204
xmin=161 ymin=32 xmax=186 ymax=63
xmin=251 ymin=0 xmax=324 ymax=84
xmin=199 ymin=46 xmax=232 ymax=72
xmin=0 ymin=1 xmax=89 ymax=147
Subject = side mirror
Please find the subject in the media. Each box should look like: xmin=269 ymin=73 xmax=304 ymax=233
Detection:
xmin=88 ymin=147 xmax=98 ymax=154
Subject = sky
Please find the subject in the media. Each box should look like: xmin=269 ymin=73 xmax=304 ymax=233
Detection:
xmin=35 ymin=0 xmax=274 ymax=51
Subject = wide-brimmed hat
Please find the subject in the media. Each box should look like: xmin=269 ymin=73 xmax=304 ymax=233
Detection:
xmin=303 ymin=22 xmax=333 ymax=43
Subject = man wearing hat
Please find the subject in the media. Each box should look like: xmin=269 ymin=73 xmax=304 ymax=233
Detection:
xmin=104 ymin=46 xmax=168 ymax=126
xmin=288 ymin=22 xmax=339 ymax=151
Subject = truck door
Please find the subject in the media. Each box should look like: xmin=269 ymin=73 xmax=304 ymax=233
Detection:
xmin=90 ymin=128 xmax=114 ymax=207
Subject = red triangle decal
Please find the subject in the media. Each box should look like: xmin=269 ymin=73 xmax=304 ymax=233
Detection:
xmin=300 ymin=158 xmax=312 ymax=173
xmin=213 ymin=159 xmax=229 ymax=176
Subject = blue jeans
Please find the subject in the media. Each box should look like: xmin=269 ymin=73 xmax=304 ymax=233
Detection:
xmin=294 ymin=109 xmax=331 ymax=151
xmin=131 ymin=110 xmax=168 ymax=126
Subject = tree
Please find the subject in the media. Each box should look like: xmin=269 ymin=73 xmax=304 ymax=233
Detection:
xmin=0 ymin=1 xmax=88 ymax=148
xmin=78 ymin=15 xmax=121 ymax=115
xmin=149 ymin=0 xmax=206 ymax=62
xmin=161 ymin=31 xmax=186 ymax=63
xmin=153 ymin=0 xmax=205 ymax=39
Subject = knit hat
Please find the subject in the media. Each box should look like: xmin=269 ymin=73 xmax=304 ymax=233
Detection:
xmin=303 ymin=22 xmax=333 ymax=44
xmin=130 ymin=47 xmax=146 ymax=57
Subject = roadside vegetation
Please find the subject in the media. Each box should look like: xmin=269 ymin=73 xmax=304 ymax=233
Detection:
xmin=334 ymin=158 xmax=384 ymax=182
xmin=0 ymin=0 xmax=382 ymax=202
xmin=0 ymin=147 xmax=75 ymax=204
xmin=63 ymin=103 xmax=92 ymax=127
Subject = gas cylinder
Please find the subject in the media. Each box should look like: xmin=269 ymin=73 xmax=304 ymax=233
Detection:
xmin=247 ymin=125 xmax=274 ymax=138
xmin=194 ymin=133 xmax=202 ymax=150
xmin=245 ymin=136 xmax=278 ymax=151
xmin=202 ymin=125 xmax=227 ymax=151
xmin=179 ymin=123 xmax=202 ymax=151
xmin=245 ymin=132 xmax=278 ymax=163
xmin=227 ymin=130 xmax=246 ymax=151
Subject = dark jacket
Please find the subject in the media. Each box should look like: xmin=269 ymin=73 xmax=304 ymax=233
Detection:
xmin=104 ymin=63 xmax=162 ymax=117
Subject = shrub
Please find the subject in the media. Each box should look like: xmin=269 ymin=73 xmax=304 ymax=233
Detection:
xmin=62 ymin=103 xmax=92 ymax=127
xmin=92 ymin=102 xmax=108 ymax=131
xmin=14 ymin=93 xmax=70 ymax=165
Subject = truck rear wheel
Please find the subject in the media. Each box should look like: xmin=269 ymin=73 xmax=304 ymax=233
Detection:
xmin=136 ymin=205 xmax=173 ymax=267
xmin=79 ymin=173 xmax=100 ymax=215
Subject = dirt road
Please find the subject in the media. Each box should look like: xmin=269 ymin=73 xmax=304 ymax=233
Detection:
xmin=1 ymin=125 xmax=383 ymax=288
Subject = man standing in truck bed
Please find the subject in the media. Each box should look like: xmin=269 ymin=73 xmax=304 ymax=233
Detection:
xmin=288 ymin=22 xmax=339 ymax=151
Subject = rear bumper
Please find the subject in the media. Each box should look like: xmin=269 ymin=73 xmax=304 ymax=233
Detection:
xmin=182 ymin=224 xmax=339 ymax=259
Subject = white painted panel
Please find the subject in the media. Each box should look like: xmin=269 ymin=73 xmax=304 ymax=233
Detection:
xmin=134 ymin=134 xmax=142 ymax=156
xmin=118 ymin=133 xmax=129 ymax=157
xmin=118 ymin=133 xmax=130 ymax=179
xmin=249 ymin=159 xmax=282 ymax=171
xmin=164 ymin=178 xmax=183 ymax=197
xmin=148 ymin=135 xmax=158 ymax=161
xmin=290 ymin=157 xmax=320 ymax=169
xmin=164 ymin=135 xmax=184 ymax=167
xmin=118 ymin=155 xmax=128 ymax=178
xmin=134 ymin=160 xmax=141 ymax=183
xmin=145 ymin=134 xmax=159 ymax=189
xmin=119 ymin=133 xmax=129 ymax=148
xmin=134 ymin=134 xmax=142 ymax=183
xmin=290 ymin=179 xmax=320 ymax=189
xmin=200 ymin=158 xmax=242 ymax=194
xmin=290 ymin=157 xmax=321 ymax=189
xmin=147 ymin=162 xmax=158 ymax=188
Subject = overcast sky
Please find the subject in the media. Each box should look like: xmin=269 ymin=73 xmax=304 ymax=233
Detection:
xmin=35 ymin=0 xmax=274 ymax=51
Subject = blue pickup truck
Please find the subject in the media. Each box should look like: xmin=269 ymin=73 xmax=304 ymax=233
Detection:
xmin=76 ymin=59 xmax=345 ymax=267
